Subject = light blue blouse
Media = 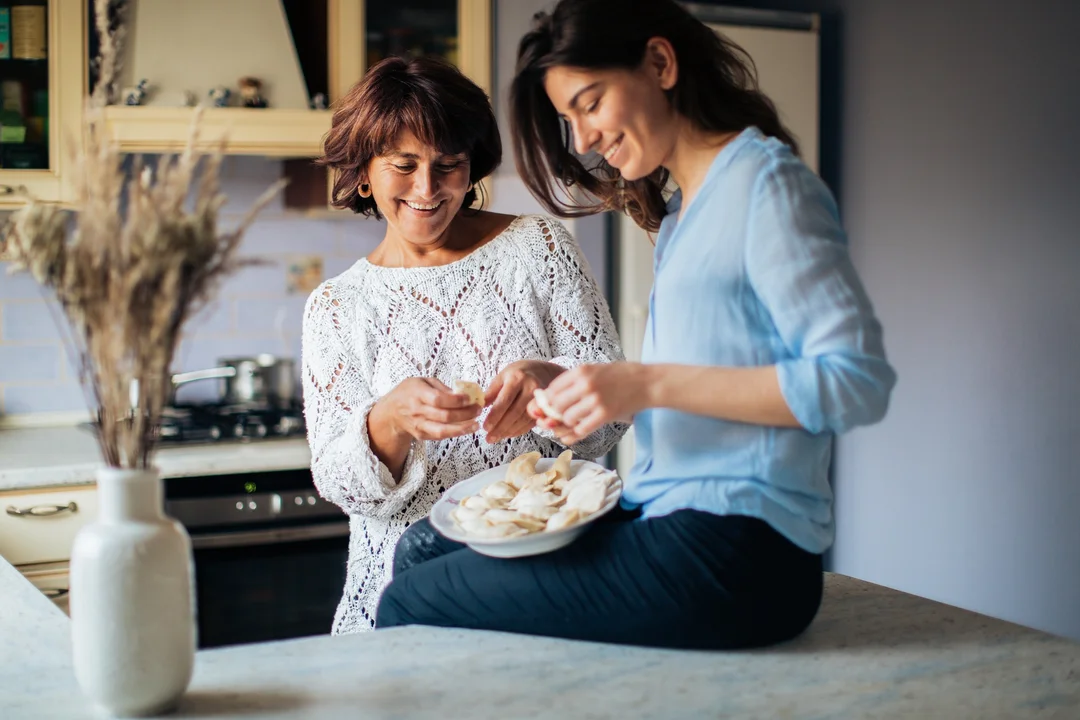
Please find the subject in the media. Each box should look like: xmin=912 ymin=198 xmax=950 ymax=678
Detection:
xmin=625 ymin=126 xmax=897 ymax=553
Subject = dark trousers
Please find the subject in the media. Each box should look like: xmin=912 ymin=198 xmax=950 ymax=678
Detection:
xmin=376 ymin=509 xmax=823 ymax=650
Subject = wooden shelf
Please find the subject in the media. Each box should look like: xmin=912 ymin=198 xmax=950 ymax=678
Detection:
xmin=102 ymin=107 xmax=332 ymax=157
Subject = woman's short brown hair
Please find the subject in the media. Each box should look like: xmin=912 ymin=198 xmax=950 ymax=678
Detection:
xmin=319 ymin=56 xmax=501 ymax=217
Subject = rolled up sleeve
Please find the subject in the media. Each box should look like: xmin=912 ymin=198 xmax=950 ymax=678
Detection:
xmin=745 ymin=159 xmax=897 ymax=434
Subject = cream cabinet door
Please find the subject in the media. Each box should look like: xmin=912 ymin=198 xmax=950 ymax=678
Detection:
xmin=0 ymin=485 xmax=98 ymax=565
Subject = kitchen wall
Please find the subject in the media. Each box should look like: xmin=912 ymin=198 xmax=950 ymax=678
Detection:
xmin=712 ymin=0 xmax=1080 ymax=640
xmin=0 ymin=156 xmax=365 ymax=413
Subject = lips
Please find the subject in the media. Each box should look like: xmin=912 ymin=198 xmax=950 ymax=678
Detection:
xmin=601 ymin=135 xmax=624 ymax=164
xmin=403 ymin=200 xmax=442 ymax=211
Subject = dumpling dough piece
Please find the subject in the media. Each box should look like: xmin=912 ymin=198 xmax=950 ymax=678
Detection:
xmin=545 ymin=508 xmax=582 ymax=532
xmin=451 ymin=506 xmax=486 ymax=524
xmin=462 ymin=495 xmax=502 ymax=510
xmin=517 ymin=504 xmax=559 ymax=521
xmin=564 ymin=479 xmax=608 ymax=514
xmin=480 ymin=481 xmax=516 ymax=501
xmin=509 ymin=487 xmax=563 ymax=511
xmin=533 ymin=388 xmax=564 ymax=422
xmin=452 ymin=379 xmax=485 ymax=407
xmin=551 ymin=449 xmax=573 ymax=483
xmin=519 ymin=469 xmax=558 ymax=491
xmin=505 ymin=451 xmax=542 ymax=489
xmin=463 ymin=519 xmax=528 ymax=539
xmin=485 ymin=508 xmax=546 ymax=533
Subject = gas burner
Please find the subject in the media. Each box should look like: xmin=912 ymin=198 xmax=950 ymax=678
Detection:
xmin=158 ymin=401 xmax=305 ymax=445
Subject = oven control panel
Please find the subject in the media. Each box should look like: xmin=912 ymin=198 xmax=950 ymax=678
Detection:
xmin=163 ymin=469 xmax=345 ymax=530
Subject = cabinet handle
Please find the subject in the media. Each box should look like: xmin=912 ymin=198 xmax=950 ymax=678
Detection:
xmin=0 ymin=185 xmax=15 ymax=196
xmin=5 ymin=501 xmax=79 ymax=517
xmin=42 ymin=587 xmax=70 ymax=599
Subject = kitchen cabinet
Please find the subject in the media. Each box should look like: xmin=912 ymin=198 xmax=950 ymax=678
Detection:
xmin=95 ymin=0 xmax=492 ymax=159
xmin=0 ymin=484 xmax=98 ymax=564
xmin=0 ymin=483 xmax=97 ymax=616
xmin=0 ymin=0 xmax=85 ymax=207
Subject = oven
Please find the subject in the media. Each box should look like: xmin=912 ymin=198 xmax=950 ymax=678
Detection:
xmin=164 ymin=468 xmax=348 ymax=648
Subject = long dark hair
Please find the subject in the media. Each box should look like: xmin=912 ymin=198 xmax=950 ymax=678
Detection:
xmin=319 ymin=56 xmax=501 ymax=217
xmin=510 ymin=0 xmax=798 ymax=232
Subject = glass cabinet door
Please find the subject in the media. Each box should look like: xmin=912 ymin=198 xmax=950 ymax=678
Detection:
xmin=351 ymin=0 xmax=491 ymax=96
xmin=0 ymin=1 xmax=50 ymax=171
xmin=0 ymin=0 xmax=83 ymax=205
xmin=365 ymin=0 xmax=458 ymax=69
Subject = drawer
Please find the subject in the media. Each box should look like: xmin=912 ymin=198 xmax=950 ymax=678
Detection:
xmin=20 ymin=560 xmax=71 ymax=616
xmin=0 ymin=486 xmax=98 ymax=564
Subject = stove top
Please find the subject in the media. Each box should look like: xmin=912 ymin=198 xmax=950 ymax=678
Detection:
xmin=81 ymin=402 xmax=306 ymax=446
xmin=159 ymin=402 xmax=306 ymax=444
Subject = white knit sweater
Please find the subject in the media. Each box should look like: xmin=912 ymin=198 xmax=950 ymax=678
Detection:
xmin=301 ymin=214 xmax=627 ymax=635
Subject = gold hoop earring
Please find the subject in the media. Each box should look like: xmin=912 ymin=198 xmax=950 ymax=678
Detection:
xmin=358 ymin=183 xmax=371 ymax=198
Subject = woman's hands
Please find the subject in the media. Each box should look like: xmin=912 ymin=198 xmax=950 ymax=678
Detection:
xmin=373 ymin=377 xmax=483 ymax=442
xmin=528 ymin=362 xmax=654 ymax=445
xmin=483 ymin=360 xmax=566 ymax=442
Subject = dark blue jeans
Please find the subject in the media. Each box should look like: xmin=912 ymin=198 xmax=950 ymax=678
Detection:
xmin=377 ymin=509 xmax=823 ymax=649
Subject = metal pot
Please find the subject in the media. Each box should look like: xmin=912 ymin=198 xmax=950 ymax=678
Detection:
xmin=168 ymin=354 xmax=297 ymax=408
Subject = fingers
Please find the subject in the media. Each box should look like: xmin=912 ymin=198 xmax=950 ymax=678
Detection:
xmin=483 ymin=374 xmax=504 ymax=407
xmin=526 ymin=397 xmax=545 ymax=420
xmin=414 ymin=418 xmax=481 ymax=441
xmin=419 ymin=403 xmax=482 ymax=425
xmin=484 ymin=383 xmax=523 ymax=442
xmin=427 ymin=387 xmax=481 ymax=410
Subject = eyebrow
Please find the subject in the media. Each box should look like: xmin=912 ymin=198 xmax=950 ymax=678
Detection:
xmin=565 ymin=82 xmax=601 ymax=114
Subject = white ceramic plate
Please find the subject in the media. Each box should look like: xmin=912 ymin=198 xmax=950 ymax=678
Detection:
xmin=430 ymin=459 xmax=622 ymax=558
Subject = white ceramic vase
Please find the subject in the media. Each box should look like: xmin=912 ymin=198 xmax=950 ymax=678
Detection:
xmin=70 ymin=467 xmax=196 ymax=718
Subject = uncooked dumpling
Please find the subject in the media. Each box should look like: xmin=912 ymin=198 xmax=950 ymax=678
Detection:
xmin=452 ymin=379 xmax=485 ymax=407
xmin=516 ymin=504 xmax=559 ymax=521
xmin=564 ymin=479 xmax=608 ymax=514
xmin=519 ymin=469 xmax=557 ymax=491
xmin=480 ymin=481 xmax=516 ymax=501
xmin=509 ymin=487 xmax=563 ymax=511
xmin=462 ymin=495 xmax=502 ymax=510
xmin=551 ymin=449 xmax=573 ymax=482
xmin=451 ymin=506 xmax=486 ymax=523
xmin=545 ymin=508 xmax=582 ymax=531
xmin=533 ymin=388 xmax=564 ymax=422
xmin=505 ymin=451 xmax=542 ymax=489
xmin=485 ymin=508 xmax=547 ymax=532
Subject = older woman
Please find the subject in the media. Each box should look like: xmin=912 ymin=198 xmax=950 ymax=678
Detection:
xmin=302 ymin=56 xmax=627 ymax=634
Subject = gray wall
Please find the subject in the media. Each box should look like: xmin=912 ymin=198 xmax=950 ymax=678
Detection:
xmin=717 ymin=0 xmax=1080 ymax=640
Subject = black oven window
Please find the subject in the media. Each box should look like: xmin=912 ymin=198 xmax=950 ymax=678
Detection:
xmin=193 ymin=535 xmax=348 ymax=648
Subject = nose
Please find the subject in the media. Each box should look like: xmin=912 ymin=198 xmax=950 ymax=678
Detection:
xmin=569 ymin=117 xmax=600 ymax=157
xmin=414 ymin=167 xmax=438 ymax=198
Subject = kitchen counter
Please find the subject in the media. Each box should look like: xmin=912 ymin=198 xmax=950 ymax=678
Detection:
xmin=0 ymin=426 xmax=310 ymax=491
xmin=2 ymin=554 xmax=1078 ymax=719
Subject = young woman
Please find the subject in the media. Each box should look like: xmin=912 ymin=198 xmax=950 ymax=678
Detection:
xmin=377 ymin=0 xmax=896 ymax=650
xmin=303 ymin=55 xmax=626 ymax=635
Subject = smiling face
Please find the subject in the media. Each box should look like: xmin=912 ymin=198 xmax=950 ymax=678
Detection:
xmin=366 ymin=130 xmax=472 ymax=247
xmin=542 ymin=40 xmax=681 ymax=182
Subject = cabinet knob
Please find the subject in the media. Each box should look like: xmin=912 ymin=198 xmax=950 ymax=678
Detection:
xmin=5 ymin=501 xmax=79 ymax=517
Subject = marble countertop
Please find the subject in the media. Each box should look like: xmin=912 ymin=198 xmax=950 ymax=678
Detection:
xmin=2 ymin=554 xmax=1078 ymax=719
xmin=0 ymin=426 xmax=311 ymax=492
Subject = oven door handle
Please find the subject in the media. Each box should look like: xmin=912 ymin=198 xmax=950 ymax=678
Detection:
xmin=190 ymin=522 xmax=350 ymax=550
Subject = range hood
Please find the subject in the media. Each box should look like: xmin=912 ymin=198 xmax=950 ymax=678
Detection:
xmin=116 ymin=0 xmax=311 ymax=110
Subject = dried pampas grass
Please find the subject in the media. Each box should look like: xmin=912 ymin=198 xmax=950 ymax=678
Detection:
xmin=2 ymin=0 xmax=285 ymax=468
